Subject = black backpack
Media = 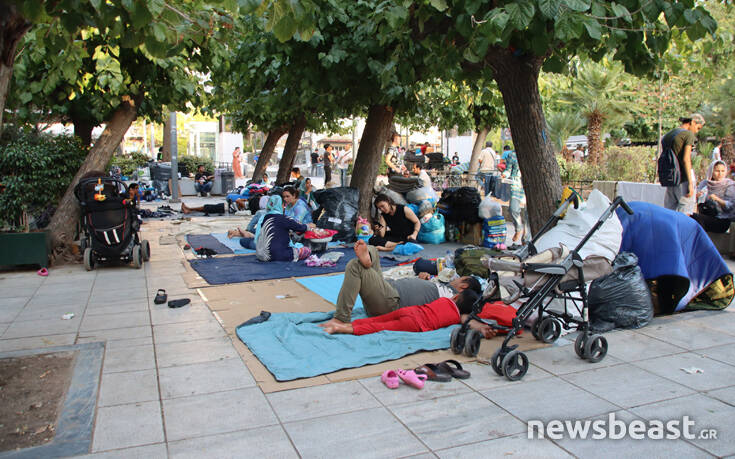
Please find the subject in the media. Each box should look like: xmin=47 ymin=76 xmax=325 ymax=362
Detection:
xmin=658 ymin=128 xmax=684 ymax=187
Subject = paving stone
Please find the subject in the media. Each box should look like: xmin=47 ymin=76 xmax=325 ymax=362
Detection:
xmin=14 ymin=303 xmax=87 ymax=322
xmin=80 ymin=311 xmax=150 ymax=332
xmin=458 ymin=362 xmax=552 ymax=392
xmin=436 ymin=432 xmax=573 ymax=458
xmin=103 ymin=344 xmax=156 ymax=373
xmin=482 ymin=376 xmax=617 ymax=422
xmin=0 ymin=286 xmax=41 ymax=299
xmin=632 ymin=352 xmax=735 ymax=391
xmin=153 ymin=319 xmax=225 ymax=344
xmin=77 ymin=325 xmax=152 ymax=343
xmin=687 ymin=312 xmax=735 ymax=337
xmin=75 ymin=443 xmax=167 ymax=459
xmin=26 ymin=292 xmax=90 ymax=307
xmin=562 ymin=363 xmax=694 ymax=408
xmin=390 ymin=392 xmax=526 ymax=450
xmin=158 ymin=358 xmax=255 ymax=399
xmin=155 ymin=336 xmax=239 ymax=368
xmin=268 ymin=380 xmax=380 ymax=423
xmin=284 ymin=407 xmax=427 ymax=459
xmin=77 ymin=335 xmax=153 ymax=349
xmin=167 ymin=425 xmax=298 ymax=459
xmin=0 ymin=333 xmax=77 ymax=352
xmin=631 ymin=394 xmax=735 ymax=457
xmin=85 ymin=300 xmax=149 ymax=316
xmin=0 ymin=297 xmax=27 ymax=322
xmin=604 ymin=329 xmax=688 ymax=362
xmin=360 ymin=372 xmax=472 ymax=406
xmin=706 ymin=386 xmax=735 ymax=407
xmin=163 ymin=387 xmax=277 ymax=441
xmin=150 ymin=302 xmax=213 ymax=325
xmin=98 ymin=369 xmax=160 ymax=407
xmin=524 ymin=343 xmax=623 ymax=376
xmin=1 ymin=315 xmax=82 ymax=339
xmin=89 ymin=288 xmax=147 ymax=304
xmin=638 ymin=321 xmax=735 ymax=350
xmin=92 ymin=401 xmax=164 ymax=452
xmin=695 ymin=344 xmax=735 ymax=367
xmin=553 ymin=409 xmax=712 ymax=459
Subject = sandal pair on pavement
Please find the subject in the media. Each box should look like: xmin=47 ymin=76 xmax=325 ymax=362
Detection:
xmin=154 ymin=289 xmax=190 ymax=309
xmin=381 ymin=369 xmax=428 ymax=389
xmin=414 ymin=360 xmax=471 ymax=382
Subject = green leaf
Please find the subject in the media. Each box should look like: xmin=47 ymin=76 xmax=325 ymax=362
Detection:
xmin=506 ymin=2 xmax=536 ymax=29
xmin=583 ymin=19 xmax=601 ymax=40
xmin=538 ymin=0 xmax=561 ymax=19
xmin=130 ymin=3 xmax=153 ymax=29
xmin=429 ymin=0 xmax=448 ymax=12
xmin=151 ymin=23 xmax=167 ymax=42
xmin=562 ymin=0 xmax=590 ymax=13
xmin=610 ymin=3 xmax=632 ymax=23
xmin=463 ymin=47 xmax=481 ymax=63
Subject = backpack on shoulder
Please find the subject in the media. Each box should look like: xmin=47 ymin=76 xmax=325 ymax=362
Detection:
xmin=658 ymin=128 xmax=684 ymax=187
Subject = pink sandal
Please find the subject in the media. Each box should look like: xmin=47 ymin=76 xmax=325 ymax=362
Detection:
xmin=396 ymin=369 xmax=428 ymax=389
xmin=37 ymin=268 xmax=48 ymax=277
xmin=381 ymin=370 xmax=401 ymax=389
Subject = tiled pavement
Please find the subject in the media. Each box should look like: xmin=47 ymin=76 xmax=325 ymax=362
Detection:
xmin=1 ymin=224 xmax=734 ymax=458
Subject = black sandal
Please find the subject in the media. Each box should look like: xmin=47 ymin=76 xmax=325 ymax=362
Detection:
xmin=154 ymin=289 xmax=167 ymax=304
xmin=437 ymin=359 xmax=471 ymax=379
xmin=168 ymin=298 xmax=190 ymax=308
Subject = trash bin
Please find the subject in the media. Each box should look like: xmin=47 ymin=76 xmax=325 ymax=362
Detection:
xmin=219 ymin=171 xmax=235 ymax=195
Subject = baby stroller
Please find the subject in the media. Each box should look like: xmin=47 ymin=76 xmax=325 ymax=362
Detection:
xmin=74 ymin=177 xmax=150 ymax=271
xmin=449 ymin=195 xmax=634 ymax=381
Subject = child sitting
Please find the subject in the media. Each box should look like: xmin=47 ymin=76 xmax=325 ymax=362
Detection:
xmin=482 ymin=201 xmax=507 ymax=250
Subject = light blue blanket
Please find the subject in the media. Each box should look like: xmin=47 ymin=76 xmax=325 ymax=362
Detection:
xmin=236 ymin=274 xmax=455 ymax=381
xmin=211 ymin=232 xmax=255 ymax=254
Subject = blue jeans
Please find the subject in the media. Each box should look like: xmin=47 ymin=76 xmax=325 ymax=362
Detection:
xmin=476 ymin=172 xmax=497 ymax=197
xmin=239 ymin=237 xmax=256 ymax=249
xmin=195 ymin=182 xmax=213 ymax=194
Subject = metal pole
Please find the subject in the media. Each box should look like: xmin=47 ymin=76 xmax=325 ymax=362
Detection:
xmin=169 ymin=112 xmax=180 ymax=203
xmin=142 ymin=120 xmax=148 ymax=157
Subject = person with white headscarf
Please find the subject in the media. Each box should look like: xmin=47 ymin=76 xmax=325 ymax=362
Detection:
xmin=690 ymin=160 xmax=735 ymax=233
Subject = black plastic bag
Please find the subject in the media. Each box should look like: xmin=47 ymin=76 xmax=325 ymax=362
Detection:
xmin=588 ymin=252 xmax=653 ymax=333
xmin=313 ymin=186 xmax=359 ymax=242
xmin=437 ymin=187 xmax=482 ymax=224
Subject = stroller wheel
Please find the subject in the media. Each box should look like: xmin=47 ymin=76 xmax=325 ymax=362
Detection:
xmin=490 ymin=348 xmax=505 ymax=376
xmin=83 ymin=248 xmax=95 ymax=271
xmin=80 ymin=238 xmax=88 ymax=251
xmin=450 ymin=327 xmax=465 ymax=354
xmin=583 ymin=335 xmax=608 ymax=363
xmin=501 ymin=350 xmax=529 ymax=381
xmin=463 ymin=329 xmax=482 ymax=357
xmin=531 ymin=318 xmax=542 ymax=340
xmin=574 ymin=333 xmax=587 ymax=359
xmin=538 ymin=317 xmax=562 ymax=343
xmin=132 ymin=245 xmax=143 ymax=269
xmin=141 ymin=240 xmax=151 ymax=261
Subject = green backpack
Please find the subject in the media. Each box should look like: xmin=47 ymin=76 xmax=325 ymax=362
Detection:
xmin=454 ymin=247 xmax=501 ymax=278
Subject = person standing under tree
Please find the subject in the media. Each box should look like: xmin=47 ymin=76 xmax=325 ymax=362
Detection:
xmin=323 ymin=144 xmax=334 ymax=186
xmin=338 ymin=147 xmax=353 ymax=186
xmin=662 ymin=114 xmax=705 ymax=213
xmin=232 ymin=147 xmax=244 ymax=179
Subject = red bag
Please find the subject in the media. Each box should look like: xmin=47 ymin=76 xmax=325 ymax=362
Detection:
xmin=477 ymin=301 xmax=518 ymax=334
xmin=304 ymin=228 xmax=338 ymax=239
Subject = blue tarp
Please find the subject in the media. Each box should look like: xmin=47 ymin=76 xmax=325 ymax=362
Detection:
xmin=210 ymin=233 xmax=255 ymax=254
xmin=616 ymin=201 xmax=732 ymax=311
xmin=237 ymin=274 xmax=455 ymax=381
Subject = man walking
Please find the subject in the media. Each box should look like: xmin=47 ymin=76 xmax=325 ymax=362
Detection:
xmin=323 ymin=143 xmax=334 ymax=186
xmin=661 ymin=114 xmax=705 ymax=212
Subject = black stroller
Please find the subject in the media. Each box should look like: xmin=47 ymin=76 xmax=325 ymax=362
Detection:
xmin=74 ymin=177 xmax=150 ymax=270
xmin=449 ymin=195 xmax=634 ymax=381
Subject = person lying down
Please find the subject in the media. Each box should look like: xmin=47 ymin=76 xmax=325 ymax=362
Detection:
xmin=319 ymin=289 xmax=497 ymax=337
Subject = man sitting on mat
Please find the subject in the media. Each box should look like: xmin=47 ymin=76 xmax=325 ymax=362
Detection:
xmin=320 ymin=290 xmax=496 ymax=337
xmin=320 ymin=239 xmax=491 ymax=335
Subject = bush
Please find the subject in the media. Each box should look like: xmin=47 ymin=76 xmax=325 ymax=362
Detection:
xmin=109 ymin=151 xmax=151 ymax=176
xmin=178 ymin=155 xmax=214 ymax=177
xmin=557 ymin=146 xmax=657 ymax=183
xmin=0 ymin=127 xmax=88 ymax=230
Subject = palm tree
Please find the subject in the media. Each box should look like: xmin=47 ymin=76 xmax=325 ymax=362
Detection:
xmin=559 ymin=61 xmax=632 ymax=164
xmin=546 ymin=111 xmax=586 ymax=158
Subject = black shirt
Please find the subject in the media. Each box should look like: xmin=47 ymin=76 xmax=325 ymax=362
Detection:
xmin=310 ymin=152 xmax=319 ymax=164
xmin=195 ymin=171 xmax=211 ymax=183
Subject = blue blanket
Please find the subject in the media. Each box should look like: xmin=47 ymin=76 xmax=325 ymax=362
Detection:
xmin=186 ymin=234 xmax=233 ymax=254
xmin=211 ymin=233 xmax=255 ymax=254
xmin=188 ymin=248 xmax=401 ymax=285
xmin=616 ymin=202 xmax=732 ymax=311
xmin=238 ymin=274 xmax=454 ymax=381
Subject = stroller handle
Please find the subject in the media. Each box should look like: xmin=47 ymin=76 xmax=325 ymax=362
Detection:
xmin=615 ymin=196 xmax=634 ymax=215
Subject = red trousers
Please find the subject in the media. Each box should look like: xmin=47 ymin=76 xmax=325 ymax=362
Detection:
xmin=351 ymin=297 xmax=460 ymax=335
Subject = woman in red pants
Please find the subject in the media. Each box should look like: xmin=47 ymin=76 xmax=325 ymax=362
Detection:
xmin=319 ymin=290 xmax=495 ymax=337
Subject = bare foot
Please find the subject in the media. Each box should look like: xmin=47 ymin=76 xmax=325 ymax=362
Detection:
xmin=354 ymin=240 xmax=372 ymax=268
xmin=181 ymin=203 xmax=191 ymax=214
xmin=319 ymin=319 xmax=353 ymax=334
xmin=227 ymin=229 xmax=240 ymax=238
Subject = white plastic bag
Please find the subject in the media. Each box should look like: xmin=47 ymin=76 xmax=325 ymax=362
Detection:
xmin=479 ymin=195 xmax=501 ymax=219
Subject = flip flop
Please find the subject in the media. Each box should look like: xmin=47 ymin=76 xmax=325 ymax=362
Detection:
xmin=168 ymin=298 xmax=190 ymax=308
xmin=381 ymin=370 xmax=401 ymax=389
xmin=396 ymin=369 xmax=428 ymax=389
xmin=154 ymin=289 xmax=168 ymax=304
xmin=37 ymin=268 xmax=49 ymax=277
xmin=437 ymin=360 xmax=471 ymax=379
xmin=414 ymin=363 xmax=452 ymax=382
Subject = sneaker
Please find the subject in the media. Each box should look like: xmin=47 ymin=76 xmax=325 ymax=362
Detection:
xmin=207 ymin=192 xmax=211 ymax=197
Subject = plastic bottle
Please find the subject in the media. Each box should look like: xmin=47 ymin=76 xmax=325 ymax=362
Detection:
xmin=444 ymin=250 xmax=454 ymax=268
xmin=437 ymin=258 xmax=444 ymax=273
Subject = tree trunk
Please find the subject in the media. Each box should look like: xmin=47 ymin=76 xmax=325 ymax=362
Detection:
xmin=47 ymin=95 xmax=142 ymax=259
xmin=161 ymin=117 xmax=172 ymax=161
xmin=0 ymin=5 xmax=32 ymax=133
xmin=72 ymin=117 xmax=95 ymax=147
xmin=587 ymin=113 xmax=604 ymax=165
xmin=488 ymin=50 xmax=561 ymax=234
xmin=468 ymin=126 xmax=490 ymax=174
xmin=276 ymin=115 xmax=306 ymax=184
xmin=350 ymin=104 xmax=395 ymax=217
xmin=252 ymin=125 xmax=288 ymax=182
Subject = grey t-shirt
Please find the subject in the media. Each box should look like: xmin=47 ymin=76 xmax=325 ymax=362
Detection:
xmin=387 ymin=278 xmax=440 ymax=307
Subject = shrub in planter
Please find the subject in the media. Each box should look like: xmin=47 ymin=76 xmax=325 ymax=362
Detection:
xmin=109 ymin=151 xmax=151 ymax=176
xmin=0 ymin=127 xmax=88 ymax=231
xmin=178 ymin=155 xmax=214 ymax=177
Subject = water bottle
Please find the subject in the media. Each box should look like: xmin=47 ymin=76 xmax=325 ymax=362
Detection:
xmin=698 ymin=186 xmax=707 ymax=204
xmin=444 ymin=250 xmax=454 ymax=268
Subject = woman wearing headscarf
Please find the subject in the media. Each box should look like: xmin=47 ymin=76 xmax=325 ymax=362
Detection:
xmin=283 ymin=186 xmax=312 ymax=224
xmin=690 ymin=159 xmax=735 ymax=233
xmin=228 ymin=195 xmax=283 ymax=249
